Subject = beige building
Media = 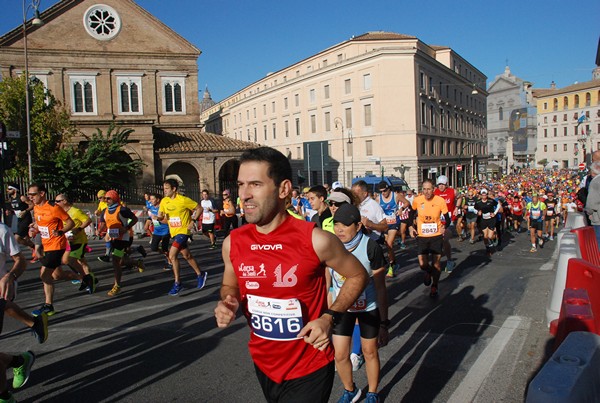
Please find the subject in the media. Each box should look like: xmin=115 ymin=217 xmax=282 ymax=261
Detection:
xmin=0 ymin=0 xmax=253 ymax=195
xmin=534 ymin=76 xmax=600 ymax=169
xmin=202 ymin=32 xmax=488 ymax=188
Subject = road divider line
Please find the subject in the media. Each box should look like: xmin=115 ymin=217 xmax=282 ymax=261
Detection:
xmin=448 ymin=315 xmax=530 ymax=403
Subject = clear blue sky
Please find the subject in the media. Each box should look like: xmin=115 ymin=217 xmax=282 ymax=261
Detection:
xmin=3 ymin=0 xmax=599 ymax=102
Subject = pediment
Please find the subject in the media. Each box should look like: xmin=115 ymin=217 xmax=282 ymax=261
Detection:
xmin=2 ymin=0 xmax=200 ymax=57
xmin=488 ymin=76 xmax=519 ymax=93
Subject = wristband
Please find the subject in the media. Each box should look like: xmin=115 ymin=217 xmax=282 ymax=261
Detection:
xmin=323 ymin=309 xmax=343 ymax=325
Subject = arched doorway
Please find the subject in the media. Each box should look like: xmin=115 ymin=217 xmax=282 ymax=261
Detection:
xmin=165 ymin=161 xmax=200 ymax=201
xmin=219 ymin=159 xmax=240 ymax=199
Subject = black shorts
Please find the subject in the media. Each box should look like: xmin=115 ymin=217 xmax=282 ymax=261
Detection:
xmin=202 ymin=223 xmax=215 ymax=233
xmin=545 ymin=215 xmax=557 ymax=221
xmin=151 ymin=233 xmax=171 ymax=253
xmin=112 ymin=240 xmax=130 ymax=258
xmin=530 ymin=221 xmax=544 ymax=231
xmin=417 ymin=235 xmax=443 ymax=256
xmin=41 ymin=250 xmax=65 ymax=269
xmin=332 ymin=308 xmax=381 ymax=339
xmin=480 ymin=218 xmax=496 ymax=231
xmin=512 ymin=215 xmax=524 ymax=223
xmin=16 ymin=218 xmax=32 ymax=238
xmin=254 ymin=360 xmax=334 ymax=403
xmin=68 ymin=243 xmax=87 ymax=260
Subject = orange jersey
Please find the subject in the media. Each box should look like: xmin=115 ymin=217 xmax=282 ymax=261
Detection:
xmin=412 ymin=195 xmax=448 ymax=237
xmin=34 ymin=201 xmax=70 ymax=251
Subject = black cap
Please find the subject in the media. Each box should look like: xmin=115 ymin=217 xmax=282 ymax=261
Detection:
xmin=378 ymin=181 xmax=389 ymax=190
xmin=333 ymin=203 xmax=361 ymax=226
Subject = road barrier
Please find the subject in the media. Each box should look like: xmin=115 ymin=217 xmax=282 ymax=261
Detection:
xmin=546 ymin=233 xmax=579 ymax=325
xmin=550 ymin=288 xmax=596 ymax=348
xmin=527 ymin=331 xmax=600 ymax=402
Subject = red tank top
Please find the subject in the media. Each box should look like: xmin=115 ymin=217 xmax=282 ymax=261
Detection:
xmin=434 ymin=187 xmax=457 ymax=220
xmin=510 ymin=201 xmax=523 ymax=216
xmin=229 ymin=215 xmax=333 ymax=383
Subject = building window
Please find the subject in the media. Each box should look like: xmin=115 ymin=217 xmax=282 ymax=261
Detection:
xmin=421 ymin=139 xmax=427 ymax=155
xmin=421 ymin=102 xmax=426 ymax=125
xmin=309 ymin=89 xmax=316 ymax=103
xmin=365 ymin=140 xmax=373 ymax=156
xmin=586 ymin=92 xmax=591 ymax=106
xmin=263 ymin=104 xmax=267 ymax=115
xmin=272 ymin=101 xmax=275 ymax=113
xmin=310 ymin=115 xmax=316 ymax=133
xmin=69 ymin=75 xmax=97 ymax=114
xmin=553 ymin=98 xmax=558 ymax=111
xmin=574 ymin=94 xmax=580 ymax=108
xmin=499 ymin=107 xmax=503 ymax=120
xmin=564 ymin=127 xmax=568 ymax=136
xmin=420 ymin=72 xmax=425 ymax=90
xmin=83 ymin=4 xmax=121 ymax=41
xmin=345 ymin=108 xmax=352 ymax=129
xmin=323 ymin=59 xmax=328 ymax=67
xmin=430 ymin=105 xmax=435 ymax=127
xmin=272 ymin=123 xmax=276 ymax=139
xmin=554 ymin=128 xmax=557 ymax=137
xmin=563 ymin=96 xmax=569 ymax=109
xmin=253 ymin=108 xmax=256 ymax=118
xmin=325 ymin=112 xmax=331 ymax=131
xmin=296 ymin=146 xmax=301 ymax=159
xmin=294 ymin=94 xmax=299 ymax=107
xmin=363 ymin=74 xmax=372 ymax=91
xmin=324 ymin=85 xmax=330 ymax=99
xmin=116 ymin=75 xmax=142 ymax=114
xmin=364 ymin=104 xmax=372 ymax=127
xmin=344 ymin=79 xmax=351 ymax=95
xmin=544 ymin=145 xmax=547 ymax=152
xmin=564 ymin=144 xmax=568 ymax=151
xmin=254 ymin=127 xmax=257 ymax=142
xmin=430 ymin=139 xmax=435 ymax=155
xmin=284 ymin=97 xmax=288 ymax=110
xmin=440 ymin=109 xmax=445 ymax=129
xmin=563 ymin=113 xmax=567 ymax=121
xmin=263 ymin=125 xmax=267 ymax=141
xmin=295 ymin=118 xmax=300 ymax=135
xmin=553 ymin=144 xmax=557 ymax=152
xmin=285 ymin=120 xmax=289 ymax=137
xmin=162 ymin=77 xmax=185 ymax=114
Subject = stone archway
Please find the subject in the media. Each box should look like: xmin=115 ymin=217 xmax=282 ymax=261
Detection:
xmin=218 ymin=159 xmax=240 ymax=199
xmin=165 ymin=161 xmax=200 ymax=201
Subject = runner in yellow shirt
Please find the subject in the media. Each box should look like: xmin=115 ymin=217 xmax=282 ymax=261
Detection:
xmin=409 ymin=179 xmax=450 ymax=298
xmin=158 ymin=179 xmax=208 ymax=296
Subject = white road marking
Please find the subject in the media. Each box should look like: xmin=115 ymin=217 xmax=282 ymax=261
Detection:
xmin=539 ymin=243 xmax=559 ymax=271
xmin=447 ymin=316 xmax=530 ymax=403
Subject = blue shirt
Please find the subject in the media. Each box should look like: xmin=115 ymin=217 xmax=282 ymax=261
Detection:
xmin=148 ymin=204 xmax=169 ymax=236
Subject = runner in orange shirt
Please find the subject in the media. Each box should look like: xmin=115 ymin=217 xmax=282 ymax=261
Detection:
xmin=409 ymin=179 xmax=450 ymax=298
xmin=28 ymin=183 xmax=78 ymax=317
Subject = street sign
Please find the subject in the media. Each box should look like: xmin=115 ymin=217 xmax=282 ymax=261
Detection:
xmin=579 ymin=163 xmax=586 ymax=170
xmin=7 ymin=131 xmax=20 ymax=138
xmin=429 ymin=167 xmax=438 ymax=173
xmin=456 ymin=165 xmax=462 ymax=172
xmin=478 ymin=165 xmax=485 ymax=173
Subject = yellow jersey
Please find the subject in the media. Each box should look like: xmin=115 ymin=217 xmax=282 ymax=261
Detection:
xmin=67 ymin=206 xmax=90 ymax=244
xmin=159 ymin=194 xmax=198 ymax=237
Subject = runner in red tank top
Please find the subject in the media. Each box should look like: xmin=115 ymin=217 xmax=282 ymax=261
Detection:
xmin=433 ymin=175 xmax=461 ymax=272
xmin=214 ymin=147 xmax=368 ymax=402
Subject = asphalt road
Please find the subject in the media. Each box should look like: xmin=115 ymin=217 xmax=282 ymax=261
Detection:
xmin=1 ymin=227 xmax=557 ymax=402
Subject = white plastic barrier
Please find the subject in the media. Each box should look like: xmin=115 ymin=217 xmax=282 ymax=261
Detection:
xmin=546 ymin=233 xmax=580 ymax=326
xmin=565 ymin=212 xmax=586 ymax=230
xmin=527 ymin=331 xmax=600 ymax=402
xmin=131 ymin=210 xmax=147 ymax=237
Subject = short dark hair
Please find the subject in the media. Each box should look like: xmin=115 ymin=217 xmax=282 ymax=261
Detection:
xmin=239 ymin=147 xmax=292 ymax=187
xmin=378 ymin=181 xmax=389 ymax=190
xmin=150 ymin=192 xmax=162 ymax=200
xmin=28 ymin=183 xmax=47 ymax=193
xmin=308 ymin=185 xmax=327 ymax=200
xmin=422 ymin=179 xmax=435 ymax=188
xmin=163 ymin=178 xmax=179 ymax=190
xmin=352 ymin=180 xmax=368 ymax=192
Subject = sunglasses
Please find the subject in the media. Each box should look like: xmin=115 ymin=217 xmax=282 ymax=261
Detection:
xmin=327 ymin=201 xmax=344 ymax=207
xmin=27 ymin=192 xmax=38 ymax=196
xmin=55 ymin=199 xmax=65 ymax=203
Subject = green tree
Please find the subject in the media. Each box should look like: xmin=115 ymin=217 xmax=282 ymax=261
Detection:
xmin=0 ymin=75 xmax=75 ymax=177
xmin=537 ymin=158 xmax=548 ymax=167
xmin=34 ymin=124 xmax=145 ymax=199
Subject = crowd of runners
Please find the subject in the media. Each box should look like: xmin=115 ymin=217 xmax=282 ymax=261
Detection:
xmin=0 ymin=144 xmax=595 ymax=402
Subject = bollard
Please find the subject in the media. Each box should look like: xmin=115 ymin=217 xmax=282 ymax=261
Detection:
xmin=546 ymin=233 xmax=579 ymax=325
xmin=527 ymin=332 xmax=600 ymax=403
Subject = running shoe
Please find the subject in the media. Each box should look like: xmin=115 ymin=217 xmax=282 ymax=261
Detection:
xmin=400 ymin=242 xmax=407 ymax=250
xmin=98 ymin=255 xmax=111 ymax=263
xmin=338 ymin=384 xmax=361 ymax=403
xmin=365 ymin=392 xmax=380 ymax=403
xmin=107 ymin=284 xmax=121 ymax=297
xmin=538 ymin=238 xmax=544 ymax=248
xmin=168 ymin=282 xmax=183 ymax=296
xmin=350 ymin=353 xmax=365 ymax=372
xmin=12 ymin=351 xmax=35 ymax=389
xmin=530 ymin=246 xmax=537 ymax=253
xmin=430 ymin=285 xmax=439 ymax=298
xmin=79 ymin=273 xmax=93 ymax=292
xmin=386 ymin=264 xmax=395 ymax=278
xmin=445 ymin=260 xmax=456 ymax=273
xmin=85 ymin=273 xmax=98 ymax=294
xmin=32 ymin=303 xmax=55 ymax=317
xmin=0 ymin=392 xmax=15 ymax=403
xmin=31 ymin=313 xmax=48 ymax=344
xmin=163 ymin=263 xmax=173 ymax=271
xmin=469 ymin=239 xmax=476 ymax=244
xmin=549 ymin=236 xmax=554 ymax=241
xmin=136 ymin=245 xmax=147 ymax=258
xmin=423 ymin=271 xmax=432 ymax=286
xmin=210 ymin=243 xmax=217 ymax=249
xmin=71 ymin=279 xmax=82 ymax=285
xmin=197 ymin=272 xmax=208 ymax=289
xmin=136 ymin=259 xmax=145 ymax=273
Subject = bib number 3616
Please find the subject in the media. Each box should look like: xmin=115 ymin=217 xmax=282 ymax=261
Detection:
xmin=247 ymin=295 xmax=304 ymax=341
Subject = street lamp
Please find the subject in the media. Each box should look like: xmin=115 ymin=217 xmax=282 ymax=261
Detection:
xmin=23 ymin=0 xmax=44 ymax=182
xmin=334 ymin=117 xmax=345 ymax=185
xmin=347 ymin=128 xmax=354 ymax=181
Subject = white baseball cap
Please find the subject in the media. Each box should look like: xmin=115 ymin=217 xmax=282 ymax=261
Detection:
xmin=436 ymin=175 xmax=448 ymax=185
xmin=331 ymin=181 xmax=343 ymax=190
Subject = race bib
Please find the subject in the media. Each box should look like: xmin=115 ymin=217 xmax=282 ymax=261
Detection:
xmin=385 ymin=214 xmax=397 ymax=225
xmin=512 ymin=207 xmax=521 ymax=212
xmin=420 ymin=223 xmax=438 ymax=235
xmin=547 ymin=210 xmax=554 ymax=216
xmin=202 ymin=212 xmax=214 ymax=224
xmin=247 ymin=295 xmax=304 ymax=341
xmin=152 ymin=219 xmax=161 ymax=227
xmin=467 ymin=206 xmax=476 ymax=213
xmin=169 ymin=217 xmax=182 ymax=227
xmin=38 ymin=226 xmax=50 ymax=239
xmin=349 ymin=292 xmax=367 ymax=312
xmin=531 ymin=211 xmax=541 ymax=219
xmin=482 ymin=213 xmax=491 ymax=219
xmin=108 ymin=228 xmax=120 ymax=238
